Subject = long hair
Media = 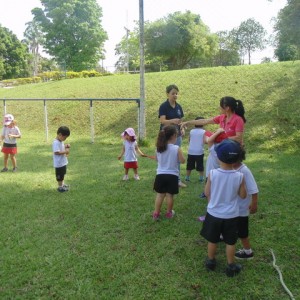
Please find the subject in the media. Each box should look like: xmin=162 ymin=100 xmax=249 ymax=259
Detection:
xmin=156 ymin=125 xmax=177 ymax=153
xmin=220 ymin=96 xmax=246 ymax=123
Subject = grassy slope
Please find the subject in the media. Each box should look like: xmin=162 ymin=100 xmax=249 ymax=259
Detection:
xmin=0 ymin=62 xmax=299 ymax=299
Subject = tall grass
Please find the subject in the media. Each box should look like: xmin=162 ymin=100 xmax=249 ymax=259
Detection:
xmin=0 ymin=61 xmax=299 ymax=299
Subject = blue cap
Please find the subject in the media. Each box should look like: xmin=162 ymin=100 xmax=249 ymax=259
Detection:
xmin=215 ymin=139 xmax=241 ymax=164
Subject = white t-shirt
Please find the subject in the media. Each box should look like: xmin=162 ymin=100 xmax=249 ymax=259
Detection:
xmin=188 ymin=128 xmax=205 ymax=155
xmin=207 ymin=168 xmax=244 ymax=219
xmin=1 ymin=126 xmax=21 ymax=144
xmin=52 ymin=139 xmax=68 ymax=168
xmin=156 ymin=144 xmax=179 ymax=176
xmin=236 ymin=164 xmax=259 ymax=216
xmin=123 ymin=140 xmax=138 ymax=162
xmin=205 ymin=145 xmax=220 ymax=177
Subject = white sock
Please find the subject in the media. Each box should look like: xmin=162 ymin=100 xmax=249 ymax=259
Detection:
xmin=244 ymin=248 xmax=253 ymax=255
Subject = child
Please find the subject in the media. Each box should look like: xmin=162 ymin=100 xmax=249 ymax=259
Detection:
xmin=1 ymin=114 xmax=21 ymax=172
xmin=118 ymin=127 xmax=145 ymax=180
xmin=52 ymin=126 xmax=71 ymax=192
xmin=200 ymin=139 xmax=247 ymax=277
xmin=233 ymin=149 xmax=259 ymax=260
xmin=185 ymin=117 xmax=206 ymax=182
xmin=152 ymin=125 xmax=185 ymax=220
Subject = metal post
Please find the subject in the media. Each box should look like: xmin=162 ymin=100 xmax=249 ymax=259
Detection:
xmin=3 ymin=99 xmax=6 ymax=115
xmin=139 ymin=0 xmax=146 ymax=140
xmin=89 ymin=100 xmax=95 ymax=143
xmin=43 ymin=99 xmax=48 ymax=142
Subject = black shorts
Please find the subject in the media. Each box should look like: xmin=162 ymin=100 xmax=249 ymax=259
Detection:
xmin=186 ymin=154 xmax=204 ymax=171
xmin=153 ymin=174 xmax=179 ymax=195
xmin=237 ymin=216 xmax=249 ymax=239
xmin=200 ymin=213 xmax=238 ymax=245
xmin=55 ymin=165 xmax=67 ymax=182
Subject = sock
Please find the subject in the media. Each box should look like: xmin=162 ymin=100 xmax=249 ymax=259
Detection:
xmin=244 ymin=248 xmax=253 ymax=255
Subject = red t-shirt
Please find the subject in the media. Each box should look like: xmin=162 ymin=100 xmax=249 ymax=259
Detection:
xmin=213 ymin=114 xmax=244 ymax=138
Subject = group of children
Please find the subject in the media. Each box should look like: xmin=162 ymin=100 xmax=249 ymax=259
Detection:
xmin=117 ymin=120 xmax=258 ymax=277
xmin=1 ymin=110 xmax=258 ymax=278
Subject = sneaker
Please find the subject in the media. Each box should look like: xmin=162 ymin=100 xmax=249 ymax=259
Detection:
xmin=225 ymin=263 xmax=242 ymax=277
xmin=198 ymin=215 xmax=206 ymax=222
xmin=63 ymin=184 xmax=69 ymax=188
xmin=199 ymin=177 xmax=204 ymax=182
xmin=178 ymin=181 xmax=187 ymax=188
xmin=134 ymin=174 xmax=140 ymax=180
xmin=185 ymin=176 xmax=190 ymax=182
xmin=165 ymin=210 xmax=175 ymax=219
xmin=152 ymin=212 xmax=160 ymax=221
xmin=57 ymin=186 xmax=68 ymax=192
xmin=235 ymin=249 xmax=254 ymax=260
xmin=205 ymin=258 xmax=216 ymax=271
xmin=199 ymin=192 xmax=206 ymax=198
xmin=12 ymin=167 xmax=18 ymax=172
xmin=122 ymin=175 xmax=129 ymax=181
xmin=1 ymin=167 xmax=8 ymax=172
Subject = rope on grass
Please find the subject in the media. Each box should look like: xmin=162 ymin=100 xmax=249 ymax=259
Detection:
xmin=270 ymin=249 xmax=295 ymax=300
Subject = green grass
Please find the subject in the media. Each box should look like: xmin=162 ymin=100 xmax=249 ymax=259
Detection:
xmin=0 ymin=61 xmax=300 ymax=299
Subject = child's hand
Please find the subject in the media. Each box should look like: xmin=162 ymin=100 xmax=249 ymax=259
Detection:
xmin=118 ymin=156 xmax=122 ymax=160
xmin=249 ymin=203 xmax=257 ymax=214
xmin=65 ymin=144 xmax=71 ymax=149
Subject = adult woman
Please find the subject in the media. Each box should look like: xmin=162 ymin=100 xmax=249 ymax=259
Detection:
xmin=182 ymin=96 xmax=246 ymax=144
xmin=158 ymin=84 xmax=186 ymax=187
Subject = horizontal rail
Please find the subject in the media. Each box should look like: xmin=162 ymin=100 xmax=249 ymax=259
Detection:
xmin=1 ymin=98 xmax=140 ymax=102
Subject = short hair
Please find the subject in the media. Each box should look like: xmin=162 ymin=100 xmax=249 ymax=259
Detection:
xmin=57 ymin=126 xmax=70 ymax=137
xmin=166 ymin=84 xmax=179 ymax=94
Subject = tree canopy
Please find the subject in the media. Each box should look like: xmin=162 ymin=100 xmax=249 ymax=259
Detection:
xmin=274 ymin=0 xmax=300 ymax=61
xmin=0 ymin=25 xmax=29 ymax=79
xmin=32 ymin=0 xmax=107 ymax=71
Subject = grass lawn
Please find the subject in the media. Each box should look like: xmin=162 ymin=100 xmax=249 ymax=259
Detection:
xmin=0 ymin=61 xmax=299 ymax=299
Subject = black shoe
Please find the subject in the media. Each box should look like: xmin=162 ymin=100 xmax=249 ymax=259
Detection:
xmin=205 ymin=258 xmax=216 ymax=271
xmin=1 ymin=167 xmax=8 ymax=172
xmin=235 ymin=249 xmax=254 ymax=260
xmin=199 ymin=192 xmax=206 ymax=198
xmin=226 ymin=263 xmax=242 ymax=277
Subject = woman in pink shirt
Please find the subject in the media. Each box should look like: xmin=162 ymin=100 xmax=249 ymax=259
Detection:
xmin=182 ymin=96 xmax=246 ymax=144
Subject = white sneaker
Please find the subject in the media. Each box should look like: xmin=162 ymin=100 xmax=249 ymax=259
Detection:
xmin=178 ymin=181 xmax=187 ymax=188
xmin=134 ymin=174 xmax=140 ymax=180
xmin=123 ymin=175 xmax=129 ymax=181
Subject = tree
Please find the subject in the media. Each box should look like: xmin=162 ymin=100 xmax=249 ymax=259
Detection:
xmin=144 ymin=11 xmax=217 ymax=70
xmin=213 ymin=31 xmax=240 ymax=66
xmin=0 ymin=25 xmax=29 ymax=79
xmin=234 ymin=18 xmax=267 ymax=64
xmin=23 ymin=20 xmax=44 ymax=76
xmin=274 ymin=0 xmax=300 ymax=61
xmin=32 ymin=0 xmax=107 ymax=71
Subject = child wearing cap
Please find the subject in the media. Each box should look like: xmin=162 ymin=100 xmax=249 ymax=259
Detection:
xmin=200 ymin=139 xmax=247 ymax=277
xmin=118 ymin=128 xmax=146 ymax=181
xmin=1 ymin=114 xmax=21 ymax=172
xmin=185 ymin=117 xmax=206 ymax=183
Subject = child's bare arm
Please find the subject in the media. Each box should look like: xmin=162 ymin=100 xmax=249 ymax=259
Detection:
xmin=178 ymin=148 xmax=185 ymax=164
xmin=249 ymin=193 xmax=258 ymax=214
xmin=204 ymin=175 xmax=211 ymax=200
xmin=118 ymin=146 xmax=125 ymax=160
xmin=238 ymin=177 xmax=247 ymax=199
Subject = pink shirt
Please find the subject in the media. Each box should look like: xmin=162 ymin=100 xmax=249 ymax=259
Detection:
xmin=213 ymin=113 xmax=244 ymax=137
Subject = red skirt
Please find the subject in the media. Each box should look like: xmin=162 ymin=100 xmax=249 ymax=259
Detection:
xmin=124 ymin=161 xmax=138 ymax=169
xmin=1 ymin=143 xmax=17 ymax=154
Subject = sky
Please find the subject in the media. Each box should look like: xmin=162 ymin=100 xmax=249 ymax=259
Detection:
xmin=0 ymin=0 xmax=288 ymax=70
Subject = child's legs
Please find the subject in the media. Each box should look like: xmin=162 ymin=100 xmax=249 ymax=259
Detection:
xmin=226 ymin=244 xmax=236 ymax=264
xmin=124 ymin=168 xmax=129 ymax=175
xmin=165 ymin=193 xmax=174 ymax=212
xmin=10 ymin=154 xmax=17 ymax=168
xmin=154 ymin=193 xmax=165 ymax=213
xmin=56 ymin=166 xmax=66 ymax=187
xmin=240 ymin=237 xmax=251 ymax=250
xmin=207 ymin=242 xmax=217 ymax=259
xmin=133 ymin=168 xmax=138 ymax=175
xmin=3 ymin=153 xmax=9 ymax=167
xmin=186 ymin=170 xmax=192 ymax=176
